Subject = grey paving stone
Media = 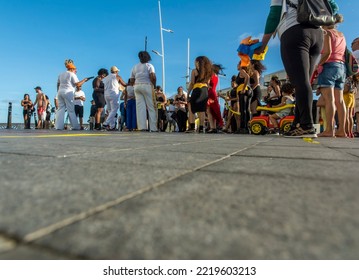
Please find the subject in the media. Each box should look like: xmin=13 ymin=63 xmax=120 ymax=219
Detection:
xmin=30 ymin=170 xmax=359 ymax=260
xmin=0 ymin=130 xmax=358 ymax=260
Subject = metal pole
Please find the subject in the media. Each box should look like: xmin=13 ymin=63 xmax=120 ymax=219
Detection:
xmin=6 ymin=102 xmax=12 ymax=129
xmin=158 ymin=0 xmax=165 ymax=93
xmin=145 ymin=36 xmax=148 ymax=52
xmin=187 ymin=38 xmax=190 ymax=84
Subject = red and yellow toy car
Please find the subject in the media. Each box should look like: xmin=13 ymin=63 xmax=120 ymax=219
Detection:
xmin=249 ymin=104 xmax=295 ymax=135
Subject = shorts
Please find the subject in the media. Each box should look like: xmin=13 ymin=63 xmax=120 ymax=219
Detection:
xmin=343 ymin=93 xmax=355 ymax=109
xmin=92 ymin=92 xmax=106 ymax=108
xmin=75 ymin=105 xmax=84 ymax=118
xmin=276 ymin=111 xmax=290 ymax=118
xmin=37 ymin=107 xmax=45 ymax=121
xmin=23 ymin=109 xmax=29 ymax=117
xmin=317 ymin=62 xmax=345 ymax=90
xmin=158 ymin=109 xmax=167 ymax=121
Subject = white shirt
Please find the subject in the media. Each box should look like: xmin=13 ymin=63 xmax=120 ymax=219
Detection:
xmin=74 ymin=90 xmax=85 ymax=106
xmin=273 ymin=0 xmax=299 ymax=39
xmin=102 ymin=73 xmax=119 ymax=95
xmin=58 ymin=71 xmax=79 ymax=93
xmin=131 ymin=63 xmax=155 ymax=84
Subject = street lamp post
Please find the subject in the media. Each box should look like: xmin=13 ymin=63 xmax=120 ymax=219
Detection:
xmin=152 ymin=0 xmax=173 ymax=94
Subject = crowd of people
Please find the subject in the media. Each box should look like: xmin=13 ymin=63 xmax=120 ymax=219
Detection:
xmin=20 ymin=1 xmax=358 ymax=138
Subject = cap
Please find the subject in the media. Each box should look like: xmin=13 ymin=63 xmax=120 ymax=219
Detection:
xmin=111 ymin=66 xmax=119 ymax=73
xmin=34 ymin=86 xmax=42 ymax=90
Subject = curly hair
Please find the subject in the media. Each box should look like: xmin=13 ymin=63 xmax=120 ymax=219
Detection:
xmin=138 ymin=51 xmax=152 ymax=63
xmin=281 ymin=82 xmax=295 ymax=94
xmin=195 ymin=56 xmax=213 ymax=83
xmin=97 ymin=68 xmax=109 ymax=76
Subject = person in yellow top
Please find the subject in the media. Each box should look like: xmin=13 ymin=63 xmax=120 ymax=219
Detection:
xmin=186 ymin=56 xmax=212 ymax=133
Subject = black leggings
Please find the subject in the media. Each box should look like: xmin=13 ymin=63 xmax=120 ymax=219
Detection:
xmin=280 ymin=24 xmax=323 ymax=129
xmin=239 ymin=91 xmax=252 ymax=129
xmin=176 ymin=109 xmax=188 ymax=132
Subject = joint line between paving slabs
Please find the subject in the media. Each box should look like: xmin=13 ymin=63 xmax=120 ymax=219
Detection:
xmin=23 ymin=138 xmax=272 ymax=244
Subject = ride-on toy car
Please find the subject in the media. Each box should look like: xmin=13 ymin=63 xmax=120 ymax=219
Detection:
xmin=249 ymin=104 xmax=295 ymax=135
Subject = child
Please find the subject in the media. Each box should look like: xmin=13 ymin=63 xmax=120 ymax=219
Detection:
xmin=269 ymin=82 xmax=295 ymax=134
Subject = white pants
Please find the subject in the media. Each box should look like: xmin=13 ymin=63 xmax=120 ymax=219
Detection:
xmin=134 ymin=84 xmax=158 ymax=131
xmin=55 ymin=90 xmax=79 ymax=130
xmin=103 ymin=91 xmax=119 ymax=129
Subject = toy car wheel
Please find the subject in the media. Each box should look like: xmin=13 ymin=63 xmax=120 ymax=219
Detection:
xmin=250 ymin=122 xmax=264 ymax=135
xmin=281 ymin=122 xmax=292 ymax=134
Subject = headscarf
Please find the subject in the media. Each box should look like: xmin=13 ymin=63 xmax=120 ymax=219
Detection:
xmin=64 ymin=59 xmax=76 ymax=70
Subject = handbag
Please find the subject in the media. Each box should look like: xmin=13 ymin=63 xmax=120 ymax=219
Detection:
xmin=286 ymin=0 xmax=335 ymax=27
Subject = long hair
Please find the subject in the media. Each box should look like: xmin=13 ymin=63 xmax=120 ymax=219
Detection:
xmin=195 ymin=56 xmax=213 ymax=83
xmin=251 ymin=60 xmax=266 ymax=75
xmin=212 ymin=64 xmax=225 ymax=75
xmin=138 ymin=51 xmax=151 ymax=63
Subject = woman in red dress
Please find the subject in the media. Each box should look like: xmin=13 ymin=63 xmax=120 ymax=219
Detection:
xmin=206 ymin=64 xmax=224 ymax=133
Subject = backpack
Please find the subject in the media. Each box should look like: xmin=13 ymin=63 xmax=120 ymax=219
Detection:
xmin=286 ymin=0 xmax=336 ymax=27
xmin=344 ymin=48 xmax=359 ymax=77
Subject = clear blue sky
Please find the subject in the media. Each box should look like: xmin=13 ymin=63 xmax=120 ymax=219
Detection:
xmin=0 ymin=0 xmax=358 ymax=123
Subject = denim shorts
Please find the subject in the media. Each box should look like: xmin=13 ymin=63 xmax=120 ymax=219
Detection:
xmin=317 ymin=62 xmax=345 ymax=90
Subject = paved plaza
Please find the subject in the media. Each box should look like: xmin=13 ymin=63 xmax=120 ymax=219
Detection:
xmin=0 ymin=130 xmax=358 ymax=260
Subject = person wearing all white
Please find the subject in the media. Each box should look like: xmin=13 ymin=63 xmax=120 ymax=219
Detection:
xmin=102 ymin=66 xmax=127 ymax=130
xmin=130 ymin=51 xmax=157 ymax=132
xmin=56 ymin=60 xmax=89 ymax=130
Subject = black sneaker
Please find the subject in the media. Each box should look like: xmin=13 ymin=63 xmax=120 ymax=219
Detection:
xmin=283 ymin=127 xmax=317 ymax=138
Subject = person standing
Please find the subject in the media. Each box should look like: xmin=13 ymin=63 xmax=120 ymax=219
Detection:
xmin=89 ymin=100 xmax=97 ymax=130
xmin=92 ymin=68 xmax=109 ymax=130
xmin=316 ymin=14 xmax=347 ymax=137
xmin=237 ymin=61 xmax=253 ymax=134
xmin=102 ymin=66 xmax=127 ymax=131
xmin=187 ymin=56 xmax=212 ymax=133
xmin=250 ymin=60 xmax=266 ymax=117
xmin=351 ymin=37 xmax=359 ymax=137
xmin=124 ymin=79 xmax=137 ymax=131
xmin=130 ymin=51 xmax=157 ymax=132
xmin=74 ymin=85 xmax=86 ymax=130
xmin=173 ymin=86 xmax=188 ymax=132
xmin=257 ymin=0 xmax=324 ymax=137
xmin=21 ymin=93 xmax=33 ymax=129
xmin=207 ymin=64 xmax=224 ymax=133
xmin=55 ymin=60 xmax=89 ymax=130
xmin=155 ymin=86 xmax=167 ymax=132
xmin=45 ymin=95 xmax=52 ymax=129
xmin=33 ymin=86 xmax=47 ymax=129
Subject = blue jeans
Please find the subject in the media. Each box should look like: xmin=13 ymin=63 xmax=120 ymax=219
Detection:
xmin=126 ymin=99 xmax=137 ymax=130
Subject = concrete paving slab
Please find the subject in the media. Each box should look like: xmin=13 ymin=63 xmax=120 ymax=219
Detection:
xmin=0 ymin=156 xmax=177 ymax=236
xmin=0 ymin=130 xmax=358 ymax=260
xmin=202 ymin=156 xmax=358 ymax=183
xmin=29 ymin=170 xmax=359 ymax=260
